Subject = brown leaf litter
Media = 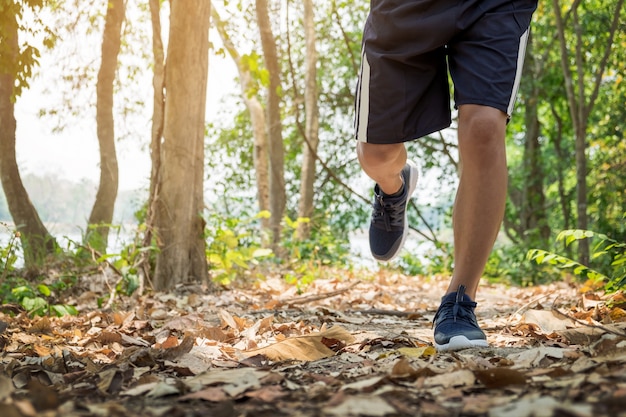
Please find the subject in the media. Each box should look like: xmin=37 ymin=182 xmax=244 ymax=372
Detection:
xmin=0 ymin=271 xmax=625 ymax=417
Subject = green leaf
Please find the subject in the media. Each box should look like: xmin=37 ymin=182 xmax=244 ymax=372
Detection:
xmin=21 ymin=296 xmax=47 ymax=315
xmin=611 ymin=256 xmax=626 ymax=266
xmin=51 ymin=304 xmax=78 ymax=317
xmin=37 ymin=284 xmax=51 ymax=297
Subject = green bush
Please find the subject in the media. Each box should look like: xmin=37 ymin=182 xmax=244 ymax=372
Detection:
xmin=396 ymin=240 xmax=454 ymax=277
xmin=484 ymin=244 xmax=556 ymax=287
xmin=527 ymin=228 xmax=626 ymax=293
xmin=1 ymin=224 xmax=78 ymax=316
xmin=205 ymin=211 xmax=273 ymax=286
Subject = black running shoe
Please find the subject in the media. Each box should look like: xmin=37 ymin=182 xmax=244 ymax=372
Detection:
xmin=433 ymin=285 xmax=489 ymax=351
xmin=368 ymin=161 xmax=418 ymax=262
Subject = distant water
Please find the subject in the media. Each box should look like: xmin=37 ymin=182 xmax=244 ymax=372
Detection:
xmin=1 ymin=226 xmax=439 ymax=270
xmin=0 ymin=224 xmax=137 ymax=268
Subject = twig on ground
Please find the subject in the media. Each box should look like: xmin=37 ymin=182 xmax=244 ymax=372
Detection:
xmin=507 ymin=293 xmax=553 ymax=324
xmin=278 ymin=281 xmax=361 ymax=307
xmin=79 ymin=244 xmax=125 ymax=310
xmin=551 ymin=304 xmax=626 ymax=337
xmin=354 ymin=309 xmax=423 ymax=318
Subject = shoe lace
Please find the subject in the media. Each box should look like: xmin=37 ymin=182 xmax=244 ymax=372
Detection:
xmin=371 ymin=190 xmax=406 ymax=231
xmin=433 ymin=285 xmax=478 ymax=325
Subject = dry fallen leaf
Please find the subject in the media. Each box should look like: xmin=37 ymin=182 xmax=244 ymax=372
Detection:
xmin=488 ymin=395 xmax=593 ymax=417
xmin=323 ymin=394 xmax=396 ymax=417
xmin=179 ymin=386 xmax=228 ymax=402
xmin=424 ymin=369 xmax=476 ymax=388
xmin=241 ymin=325 xmax=355 ymax=362
xmin=244 ymin=385 xmax=287 ymax=402
xmin=186 ymin=367 xmax=269 ymax=397
xmin=522 ymin=309 xmax=576 ymax=333
xmin=473 ymin=368 xmax=527 ymax=388
xmin=1 ymin=274 xmax=623 ymax=417
xmin=0 ymin=375 xmax=14 ymax=401
xmin=397 ymin=346 xmax=436 ymax=359
xmin=508 ymin=346 xmax=566 ymax=368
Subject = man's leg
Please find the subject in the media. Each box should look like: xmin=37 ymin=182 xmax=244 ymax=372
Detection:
xmin=358 ymin=141 xmax=419 ymax=261
xmin=448 ymin=104 xmax=508 ymax=298
xmin=356 ymin=142 xmax=406 ymax=196
xmin=432 ymin=104 xmax=508 ymax=351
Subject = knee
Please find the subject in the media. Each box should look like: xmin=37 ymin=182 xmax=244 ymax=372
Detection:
xmin=357 ymin=142 xmax=404 ymax=167
xmin=458 ymin=105 xmax=507 ymax=152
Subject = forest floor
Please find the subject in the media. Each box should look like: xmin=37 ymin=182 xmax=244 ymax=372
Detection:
xmin=0 ymin=266 xmax=625 ymax=417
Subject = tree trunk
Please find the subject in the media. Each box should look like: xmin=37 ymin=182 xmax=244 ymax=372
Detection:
xmin=550 ymin=107 xmax=572 ymax=231
xmin=296 ymin=0 xmax=320 ymax=241
xmin=0 ymin=6 xmax=57 ymax=267
xmin=135 ymin=0 xmax=166 ymax=292
xmin=153 ymin=0 xmax=211 ymax=291
xmin=212 ymin=9 xmax=271 ymax=237
xmin=520 ymin=32 xmax=549 ymax=245
xmin=552 ymin=0 xmax=623 ymax=265
xmin=86 ymin=0 xmax=125 ymax=253
xmin=255 ymin=0 xmax=286 ymax=248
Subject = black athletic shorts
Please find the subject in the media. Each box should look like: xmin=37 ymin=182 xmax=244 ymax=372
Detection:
xmin=354 ymin=0 xmax=538 ymax=144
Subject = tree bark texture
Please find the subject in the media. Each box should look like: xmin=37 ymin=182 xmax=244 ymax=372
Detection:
xmin=255 ymin=0 xmax=286 ymax=247
xmin=134 ymin=0 xmax=166 ymax=291
xmin=153 ymin=0 xmax=211 ymax=290
xmin=86 ymin=0 xmax=125 ymax=253
xmin=0 ymin=5 xmax=57 ymax=266
xmin=296 ymin=0 xmax=320 ymax=241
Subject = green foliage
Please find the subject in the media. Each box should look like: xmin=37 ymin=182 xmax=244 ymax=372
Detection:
xmin=10 ymin=282 xmax=78 ymax=317
xmin=0 ymin=224 xmax=20 ymax=279
xmin=208 ymin=0 xmax=370 ymax=250
xmin=396 ymin=241 xmax=454 ymax=277
xmin=504 ymin=1 xmax=625 ymax=238
xmin=96 ymin=248 xmax=144 ymax=298
xmin=205 ymin=211 xmax=273 ymax=286
xmin=281 ymin=215 xmax=352 ymax=292
xmin=282 ymin=215 xmax=351 ymax=266
xmin=0 ymin=230 xmax=77 ymax=316
xmin=527 ymin=226 xmax=626 ymax=293
xmin=484 ymin=244 xmax=555 ymax=287
xmin=203 ymin=209 xmax=353 ymax=290
xmin=95 ymin=211 xmax=160 ymax=300
xmin=0 ymin=224 xmax=78 ymax=316
xmin=0 ymin=0 xmax=57 ymax=99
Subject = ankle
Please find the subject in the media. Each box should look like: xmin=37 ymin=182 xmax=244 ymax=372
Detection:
xmin=380 ymin=181 xmax=405 ymax=198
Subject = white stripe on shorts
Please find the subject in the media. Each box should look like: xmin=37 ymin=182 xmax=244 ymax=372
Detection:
xmin=507 ymin=28 xmax=530 ymax=116
xmin=355 ymin=49 xmax=371 ymax=142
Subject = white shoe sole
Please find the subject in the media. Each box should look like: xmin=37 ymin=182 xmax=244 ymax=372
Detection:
xmin=434 ymin=335 xmax=490 ymax=352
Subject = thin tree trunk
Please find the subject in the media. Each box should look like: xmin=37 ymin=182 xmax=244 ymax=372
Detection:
xmin=153 ymin=0 xmax=211 ymax=290
xmin=212 ymin=9 xmax=271 ymax=238
xmin=255 ymin=0 xmax=286 ymax=248
xmin=296 ymin=0 xmax=319 ymax=241
xmin=136 ymin=0 xmax=166 ymax=292
xmin=520 ymin=32 xmax=549 ymax=245
xmin=0 ymin=5 xmax=57 ymax=267
xmin=86 ymin=0 xmax=125 ymax=253
xmin=148 ymin=0 xmax=165 ymax=211
xmin=550 ymin=106 xmax=571 ymax=231
xmin=552 ymin=0 xmax=623 ymax=265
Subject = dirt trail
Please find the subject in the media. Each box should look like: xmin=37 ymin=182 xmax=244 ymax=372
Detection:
xmin=1 ymin=271 xmax=625 ymax=416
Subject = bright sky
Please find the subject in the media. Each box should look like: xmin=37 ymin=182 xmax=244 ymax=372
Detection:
xmin=14 ymin=51 xmax=236 ymax=192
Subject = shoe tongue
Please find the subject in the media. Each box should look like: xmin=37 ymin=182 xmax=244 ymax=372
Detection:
xmin=441 ymin=286 xmax=473 ymax=303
